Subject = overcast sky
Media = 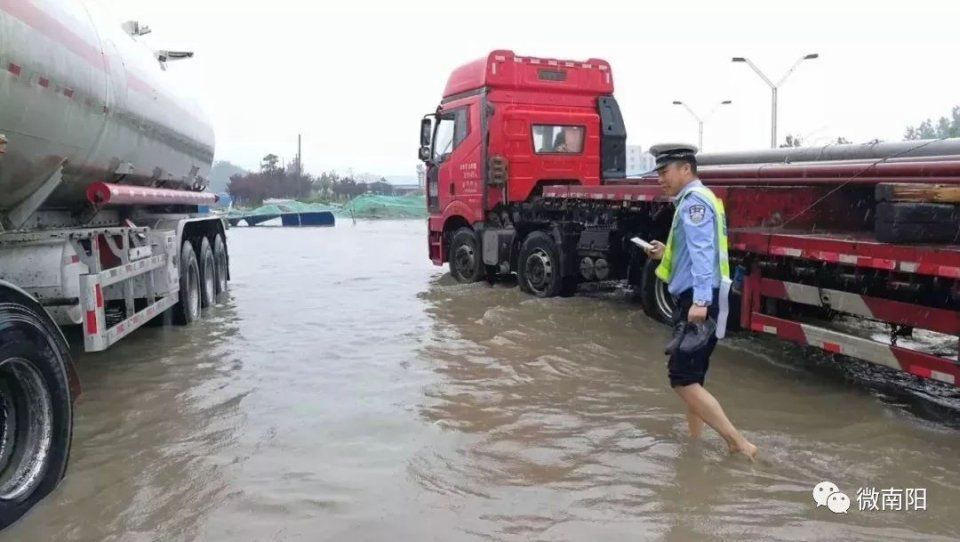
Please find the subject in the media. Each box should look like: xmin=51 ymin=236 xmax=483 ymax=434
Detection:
xmin=99 ymin=0 xmax=960 ymax=178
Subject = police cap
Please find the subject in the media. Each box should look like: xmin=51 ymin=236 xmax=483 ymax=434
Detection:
xmin=648 ymin=143 xmax=699 ymax=172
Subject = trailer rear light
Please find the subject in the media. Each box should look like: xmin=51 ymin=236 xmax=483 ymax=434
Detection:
xmin=85 ymin=311 xmax=98 ymax=335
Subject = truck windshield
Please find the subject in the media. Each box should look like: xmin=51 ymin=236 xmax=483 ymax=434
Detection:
xmin=432 ymin=108 xmax=468 ymax=163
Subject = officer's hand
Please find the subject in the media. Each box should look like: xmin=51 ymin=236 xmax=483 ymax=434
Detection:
xmin=688 ymin=304 xmax=708 ymax=323
xmin=645 ymin=240 xmax=665 ymax=260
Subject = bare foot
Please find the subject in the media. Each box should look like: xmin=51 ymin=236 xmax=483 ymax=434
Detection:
xmin=730 ymin=441 xmax=758 ymax=462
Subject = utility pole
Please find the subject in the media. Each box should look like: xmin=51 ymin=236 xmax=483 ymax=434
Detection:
xmin=671 ymin=100 xmax=732 ymax=150
xmin=296 ymin=133 xmax=302 ymax=176
xmin=732 ymin=53 xmax=819 ymax=148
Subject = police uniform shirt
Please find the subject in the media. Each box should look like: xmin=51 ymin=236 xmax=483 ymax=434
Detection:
xmin=667 ymin=179 xmax=721 ymax=305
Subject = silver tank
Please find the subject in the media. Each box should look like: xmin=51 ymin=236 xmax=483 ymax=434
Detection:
xmin=0 ymin=0 xmax=215 ymax=215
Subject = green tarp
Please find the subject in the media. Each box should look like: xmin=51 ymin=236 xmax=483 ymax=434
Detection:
xmin=228 ymin=194 xmax=426 ymax=221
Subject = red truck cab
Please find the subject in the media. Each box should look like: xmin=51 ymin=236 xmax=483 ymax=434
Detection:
xmin=419 ymin=50 xmax=626 ymax=268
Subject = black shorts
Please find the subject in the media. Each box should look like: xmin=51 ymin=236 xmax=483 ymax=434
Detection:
xmin=668 ymin=289 xmax=719 ymax=388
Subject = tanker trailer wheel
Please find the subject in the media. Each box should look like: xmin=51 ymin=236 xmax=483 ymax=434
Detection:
xmin=449 ymin=228 xmax=485 ymax=283
xmin=639 ymin=258 xmax=674 ymax=324
xmin=198 ymin=237 xmax=216 ymax=309
xmin=517 ymin=231 xmax=576 ymax=298
xmin=213 ymin=234 xmax=229 ymax=297
xmin=0 ymin=291 xmax=74 ymax=530
xmin=173 ymin=241 xmax=201 ymax=325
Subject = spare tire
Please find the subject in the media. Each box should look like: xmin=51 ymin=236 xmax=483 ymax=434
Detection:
xmin=875 ymin=202 xmax=960 ymax=243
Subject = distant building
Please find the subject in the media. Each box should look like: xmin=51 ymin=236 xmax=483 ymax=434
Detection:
xmin=626 ymin=145 xmax=656 ymax=177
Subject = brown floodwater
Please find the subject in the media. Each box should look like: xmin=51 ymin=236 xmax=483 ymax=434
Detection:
xmin=4 ymin=220 xmax=960 ymax=541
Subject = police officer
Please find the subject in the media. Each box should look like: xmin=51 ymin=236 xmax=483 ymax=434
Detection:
xmin=644 ymin=143 xmax=757 ymax=460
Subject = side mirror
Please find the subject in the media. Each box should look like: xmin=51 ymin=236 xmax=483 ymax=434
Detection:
xmin=418 ymin=146 xmax=431 ymax=162
xmin=420 ymin=116 xmax=434 ymax=147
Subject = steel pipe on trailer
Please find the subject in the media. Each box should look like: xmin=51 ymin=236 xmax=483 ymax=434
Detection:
xmin=626 ymin=160 xmax=960 ymax=185
xmin=86 ymin=182 xmax=218 ymax=207
xmin=699 ymin=160 xmax=960 ymax=181
xmin=697 ymin=138 xmax=960 ymax=166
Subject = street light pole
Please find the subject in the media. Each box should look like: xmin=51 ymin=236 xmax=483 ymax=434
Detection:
xmin=732 ymin=53 xmax=818 ymax=148
xmin=672 ymin=100 xmax=732 ymax=150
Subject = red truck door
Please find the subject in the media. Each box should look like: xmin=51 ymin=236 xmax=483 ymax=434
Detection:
xmin=428 ymin=101 xmax=484 ymax=225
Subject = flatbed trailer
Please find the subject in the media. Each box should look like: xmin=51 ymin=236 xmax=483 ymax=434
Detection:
xmin=542 ymin=182 xmax=960 ymax=386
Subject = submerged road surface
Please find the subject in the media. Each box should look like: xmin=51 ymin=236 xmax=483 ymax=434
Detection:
xmin=5 ymin=220 xmax=960 ymax=541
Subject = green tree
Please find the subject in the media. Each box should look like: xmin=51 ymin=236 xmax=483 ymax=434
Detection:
xmin=260 ymin=153 xmax=281 ymax=172
xmin=904 ymin=106 xmax=960 ymax=140
xmin=835 ymin=136 xmax=852 ymax=144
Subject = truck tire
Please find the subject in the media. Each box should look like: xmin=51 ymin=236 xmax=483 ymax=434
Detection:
xmin=198 ymin=237 xmax=216 ymax=309
xmin=449 ymin=228 xmax=484 ymax=283
xmin=173 ymin=241 xmax=201 ymax=325
xmin=213 ymin=234 xmax=229 ymax=296
xmin=640 ymin=258 xmax=674 ymax=323
xmin=874 ymin=202 xmax=960 ymax=243
xmin=0 ymin=291 xmax=74 ymax=530
xmin=518 ymin=231 xmax=575 ymax=298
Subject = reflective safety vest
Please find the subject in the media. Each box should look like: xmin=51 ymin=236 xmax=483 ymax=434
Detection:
xmin=655 ymin=185 xmax=732 ymax=338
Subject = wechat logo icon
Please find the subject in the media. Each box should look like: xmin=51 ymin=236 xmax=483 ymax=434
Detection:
xmin=813 ymin=481 xmax=850 ymax=514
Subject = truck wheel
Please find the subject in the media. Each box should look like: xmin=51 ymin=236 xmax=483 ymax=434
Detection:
xmin=198 ymin=237 xmax=216 ymax=309
xmin=640 ymin=258 xmax=674 ymax=323
xmin=449 ymin=228 xmax=484 ymax=283
xmin=173 ymin=241 xmax=201 ymax=325
xmin=0 ymin=292 xmax=74 ymax=530
xmin=518 ymin=231 xmax=569 ymax=298
xmin=213 ymin=234 xmax=229 ymax=296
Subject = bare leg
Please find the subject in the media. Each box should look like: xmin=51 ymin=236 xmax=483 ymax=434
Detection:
xmin=686 ymin=408 xmax=704 ymax=438
xmin=674 ymin=384 xmax=757 ymax=460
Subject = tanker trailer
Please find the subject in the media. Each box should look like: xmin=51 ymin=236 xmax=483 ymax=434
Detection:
xmin=0 ymin=0 xmax=229 ymax=528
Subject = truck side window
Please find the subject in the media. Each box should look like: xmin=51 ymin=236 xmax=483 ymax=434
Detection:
xmin=432 ymin=108 xmax=469 ymax=163
xmin=532 ymin=125 xmax=584 ymax=154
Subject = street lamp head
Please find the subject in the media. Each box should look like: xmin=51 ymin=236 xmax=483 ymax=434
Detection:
xmin=731 ymin=57 xmax=746 ymax=62
xmin=672 ymin=101 xmax=683 ymax=105
xmin=804 ymin=53 xmax=819 ymax=60
xmin=721 ymin=100 xmax=732 ymax=105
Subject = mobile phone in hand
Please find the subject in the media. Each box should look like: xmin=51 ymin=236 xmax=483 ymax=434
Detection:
xmin=631 ymin=237 xmax=655 ymax=251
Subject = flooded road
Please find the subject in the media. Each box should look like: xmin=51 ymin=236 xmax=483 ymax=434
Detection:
xmin=4 ymin=220 xmax=960 ymax=541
